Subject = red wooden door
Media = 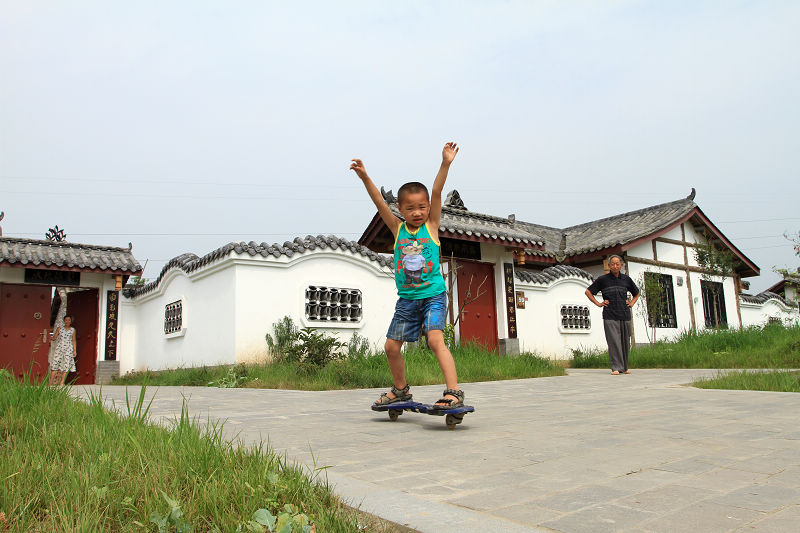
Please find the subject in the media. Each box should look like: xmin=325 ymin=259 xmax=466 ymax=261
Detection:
xmin=456 ymin=260 xmax=498 ymax=351
xmin=0 ymin=283 xmax=52 ymax=382
xmin=66 ymin=289 xmax=99 ymax=385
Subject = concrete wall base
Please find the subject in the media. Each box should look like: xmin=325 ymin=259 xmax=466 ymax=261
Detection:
xmin=498 ymin=338 xmax=520 ymax=357
xmin=96 ymin=360 xmax=120 ymax=384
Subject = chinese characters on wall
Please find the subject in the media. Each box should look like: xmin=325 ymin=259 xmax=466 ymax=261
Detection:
xmin=104 ymin=290 xmax=119 ymax=360
xmin=503 ymin=263 xmax=517 ymax=338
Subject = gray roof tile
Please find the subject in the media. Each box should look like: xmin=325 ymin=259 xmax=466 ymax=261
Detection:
xmin=0 ymin=237 xmax=142 ymax=274
xmin=740 ymin=291 xmax=791 ymax=306
xmin=515 ymin=265 xmax=594 ymax=285
xmin=126 ymin=235 xmax=393 ymax=298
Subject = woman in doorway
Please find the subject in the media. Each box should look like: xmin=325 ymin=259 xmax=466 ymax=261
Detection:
xmin=49 ymin=315 xmax=77 ymax=386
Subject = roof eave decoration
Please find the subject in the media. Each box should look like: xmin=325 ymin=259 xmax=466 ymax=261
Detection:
xmin=125 ymin=235 xmax=393 ymax=298
xmin=0 ymin=237 xmax=143 ymax=275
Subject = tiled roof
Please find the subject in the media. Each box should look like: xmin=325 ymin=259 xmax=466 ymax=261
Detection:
xmin=383 ymin=189 xmax=546 ymax=248
xmin=740 ymin=291 xmax=791 ymax=307
xmin=377 ymin=188 xmax=697 ymax=258
xmin=559 ymin=194 xmax=696 ymax=256
xmin=0 ymin=237 xmax=142 ymax=274
xmin=127 ymin=235 xmax=393 ymax=298
xmin=515 ymin=265 xmax=594 ymax=285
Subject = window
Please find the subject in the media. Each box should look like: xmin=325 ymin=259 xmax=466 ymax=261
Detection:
xmin=560 ymin=304 xmax=591 ymax=332
xmin=701 ymin=280 xmax=727 ymax=328
xmin=305 ymin=286 xmax=362 ymax=322
xmin=164 ymin=300 xmax=183 ymax=334
xmin=644 ymin=273 xmax=677 ymax=328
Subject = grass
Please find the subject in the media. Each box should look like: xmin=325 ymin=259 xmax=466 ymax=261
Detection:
xmin=113 ymin=344 xmax=566 ymax=389
xmin=570 ymin=324 xmax=800 ymax=369
xmin=0 ymin=371 xmax=411 ymax=532
xmin=693 ymin=370 xmax=800 ymax=392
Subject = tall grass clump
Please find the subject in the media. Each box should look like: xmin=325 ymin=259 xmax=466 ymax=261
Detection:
xmin=694 ymin=370 xmax=800 ymax=392
xmin=0 ymin=371 xmax=400 ymax=532
xmin=570 ymin=324 xmax=800 ymax=369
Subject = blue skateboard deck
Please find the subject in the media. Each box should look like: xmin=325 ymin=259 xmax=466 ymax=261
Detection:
xmin=371 ymin=400 xmax=475 ymax=429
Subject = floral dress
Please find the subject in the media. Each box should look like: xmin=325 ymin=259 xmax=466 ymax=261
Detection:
xmin=51 ymin=327 xmax=76 ymax=372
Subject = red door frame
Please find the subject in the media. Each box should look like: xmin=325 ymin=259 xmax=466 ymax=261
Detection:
xmin=66 ymin=288 xmax=99 ymax=385
xmin=455 ymin=259 xmax=498 ymax=351
xmin=0 ymin=283 xmax=52 ymax=382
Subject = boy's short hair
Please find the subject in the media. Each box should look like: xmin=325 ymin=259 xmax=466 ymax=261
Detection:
xmin=397 ymin=182 xmax=429 ymax=204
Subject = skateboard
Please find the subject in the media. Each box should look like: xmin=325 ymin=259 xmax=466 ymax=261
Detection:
xmin=371 ymin=400 xmax=475 ymax=429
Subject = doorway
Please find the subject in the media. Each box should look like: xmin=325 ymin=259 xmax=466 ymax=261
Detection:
xmin=0 ymin=283 xmax=52 ymax=382
xmin=455 ymin=260 xmax=498 ymax=351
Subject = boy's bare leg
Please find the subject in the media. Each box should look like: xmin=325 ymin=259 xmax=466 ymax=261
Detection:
xmin=426 ymin=330 xmax=460 ymax=405
xmin=379 ymin=338 xmax=407 ymax=402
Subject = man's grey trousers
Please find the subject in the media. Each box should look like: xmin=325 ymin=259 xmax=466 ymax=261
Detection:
xmin=603 ymin=319 xmax=631 ymax=372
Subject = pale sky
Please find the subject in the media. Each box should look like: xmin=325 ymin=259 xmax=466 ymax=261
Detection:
xmin=2 ymin=1 xmax=799 ymax=293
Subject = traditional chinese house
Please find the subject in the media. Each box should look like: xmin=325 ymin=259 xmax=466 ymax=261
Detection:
xmin=115 ymin=189 xmax=797 ymax=375
xmin=0 ymin=236 xmax=142 ymax=383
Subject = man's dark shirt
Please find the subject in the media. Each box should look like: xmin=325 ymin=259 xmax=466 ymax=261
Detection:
xmin=587 ymin=272 xmax=640 ymax=321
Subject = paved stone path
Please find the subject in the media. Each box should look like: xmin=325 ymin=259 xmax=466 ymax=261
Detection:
xmin=74 ymin=369 xmax=800 ymax=532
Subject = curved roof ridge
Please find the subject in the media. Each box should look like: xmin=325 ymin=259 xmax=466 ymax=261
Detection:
xmin=126 ymin=234 xmax=392 ymax=298
xmin=515 ymin=264 xmax=594 ymax=285
xmin=740 ymin=290 xmax=791 ymax=307
xmin=564 ymin=196 xmax=695 ymax=233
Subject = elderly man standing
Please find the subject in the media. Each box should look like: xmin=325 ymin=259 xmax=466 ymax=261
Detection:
xmin=585 ymin=255 xmax=640 ymax=375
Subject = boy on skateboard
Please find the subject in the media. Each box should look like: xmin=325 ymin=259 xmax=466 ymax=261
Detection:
xmin=350 ymin=142 xmax=464 ymax=411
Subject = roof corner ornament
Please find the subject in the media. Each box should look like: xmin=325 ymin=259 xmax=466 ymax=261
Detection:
xmin=444 ymin=190 xmax=467 ymax=210
xmin=128 ymin=242 xmax=133 ymax=251
xmin=508 ymin=214 xmax=515 ymax=226
xmin=380 ymin=187 xmax=396 ymax=204
xmin=688 ymin=187 xmax=696 ymax=201
xmin=45 ymin=225 xmax=67 ymax=242
xmin=555 ymin=232 xmax=567 ymax=263
xmin=0 ymin=211 xmax=4 ymax=236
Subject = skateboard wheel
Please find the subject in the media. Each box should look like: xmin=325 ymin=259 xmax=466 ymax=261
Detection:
xmin=388 ymin=409 xmax=401 ymax=421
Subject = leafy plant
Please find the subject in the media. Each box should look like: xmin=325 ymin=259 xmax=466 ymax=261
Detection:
xmin=346 ymin=331 xmax=372 ymax=358
xmin=286 ymin=328 xmax=345 ymax=370
xmin=209 ymin=364 xmax=249 ymax=388
xmin=150 ymin=491 xmax=191 ymax=533
xmin=265 ymin=316 xmax=300 ymax=358
xmin=238 ymin=504 xmax=313 ymax=532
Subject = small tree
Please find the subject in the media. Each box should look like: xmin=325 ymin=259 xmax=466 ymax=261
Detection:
xmin=773 ymin=231 xmax=800 ymax=306
xmin=635 ymin=269 xmax=669 ymax=343
xmin=694 ymin=232 xmax=737 ymax=329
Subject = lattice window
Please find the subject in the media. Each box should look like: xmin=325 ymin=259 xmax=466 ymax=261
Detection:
xmin=164 ymin=300 xmax=183 ymax=334
xmin=560 ymin=304 xmax=591 ymax=331
xmin=305 ymin=286 xmax=362 ymax=322
xmin=644 ymin=272 xmax=678 ymax=328
xmin=701 ymin=280 xmax=727 ymax=328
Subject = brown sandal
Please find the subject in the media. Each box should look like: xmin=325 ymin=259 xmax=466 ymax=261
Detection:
xmin=373 ymin=384 xmax=412 ymax=406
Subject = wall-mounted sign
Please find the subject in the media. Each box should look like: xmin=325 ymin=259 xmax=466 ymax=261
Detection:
xmin=516 ymin=291 xmax=526 ymax=309
xmin=503 ymin=263 xmax=517 ymax=338
xmin=24 ymin=269 xmax=80 ymax=286
xmin=104 ymin=290 xmax=119 ymax=361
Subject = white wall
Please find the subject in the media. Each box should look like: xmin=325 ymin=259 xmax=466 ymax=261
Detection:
xmin=741 ymin=298 xmax=799 ymax=328
xmin=119 ymin=264 xmax=237 ymax=373
xmin=515 ymin=277 xmax=607 ymax=358
xmin=233 ymin=252 xmax=395 ymax=362
xmin=118 ymin=247 xmax=396 ymax=373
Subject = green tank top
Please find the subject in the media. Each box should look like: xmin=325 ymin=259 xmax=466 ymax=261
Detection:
xmin=393 ymin=221 xmax=446 ymax=299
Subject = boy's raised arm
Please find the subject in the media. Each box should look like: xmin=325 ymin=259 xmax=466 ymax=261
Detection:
xmin=428 ymin=142 xmax=459 ymax=229
xmin=350 ymin=158 xmax=401 ymax=236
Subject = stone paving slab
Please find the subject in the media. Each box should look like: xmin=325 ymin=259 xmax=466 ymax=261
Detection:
xmin=73 ymin=369 xmax=800 ymax=532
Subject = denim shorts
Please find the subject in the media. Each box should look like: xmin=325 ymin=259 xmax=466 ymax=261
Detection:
xmin=386 ymin=292 xmax=448 ymax=342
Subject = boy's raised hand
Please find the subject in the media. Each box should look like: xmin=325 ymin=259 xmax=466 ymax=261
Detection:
xmin=442 ymin=142 xmax=459 ymax=165
xmin=350 ymin=158 xmax=369 ymax=180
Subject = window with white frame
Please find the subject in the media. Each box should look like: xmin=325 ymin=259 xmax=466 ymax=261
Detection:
xmin=560 ymin=304 xmax=591 ymax=332
xmin=164 ymin=300 xmax=183 ymax=334
xmin=305 ymin=286 xmax=362 ymax=322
